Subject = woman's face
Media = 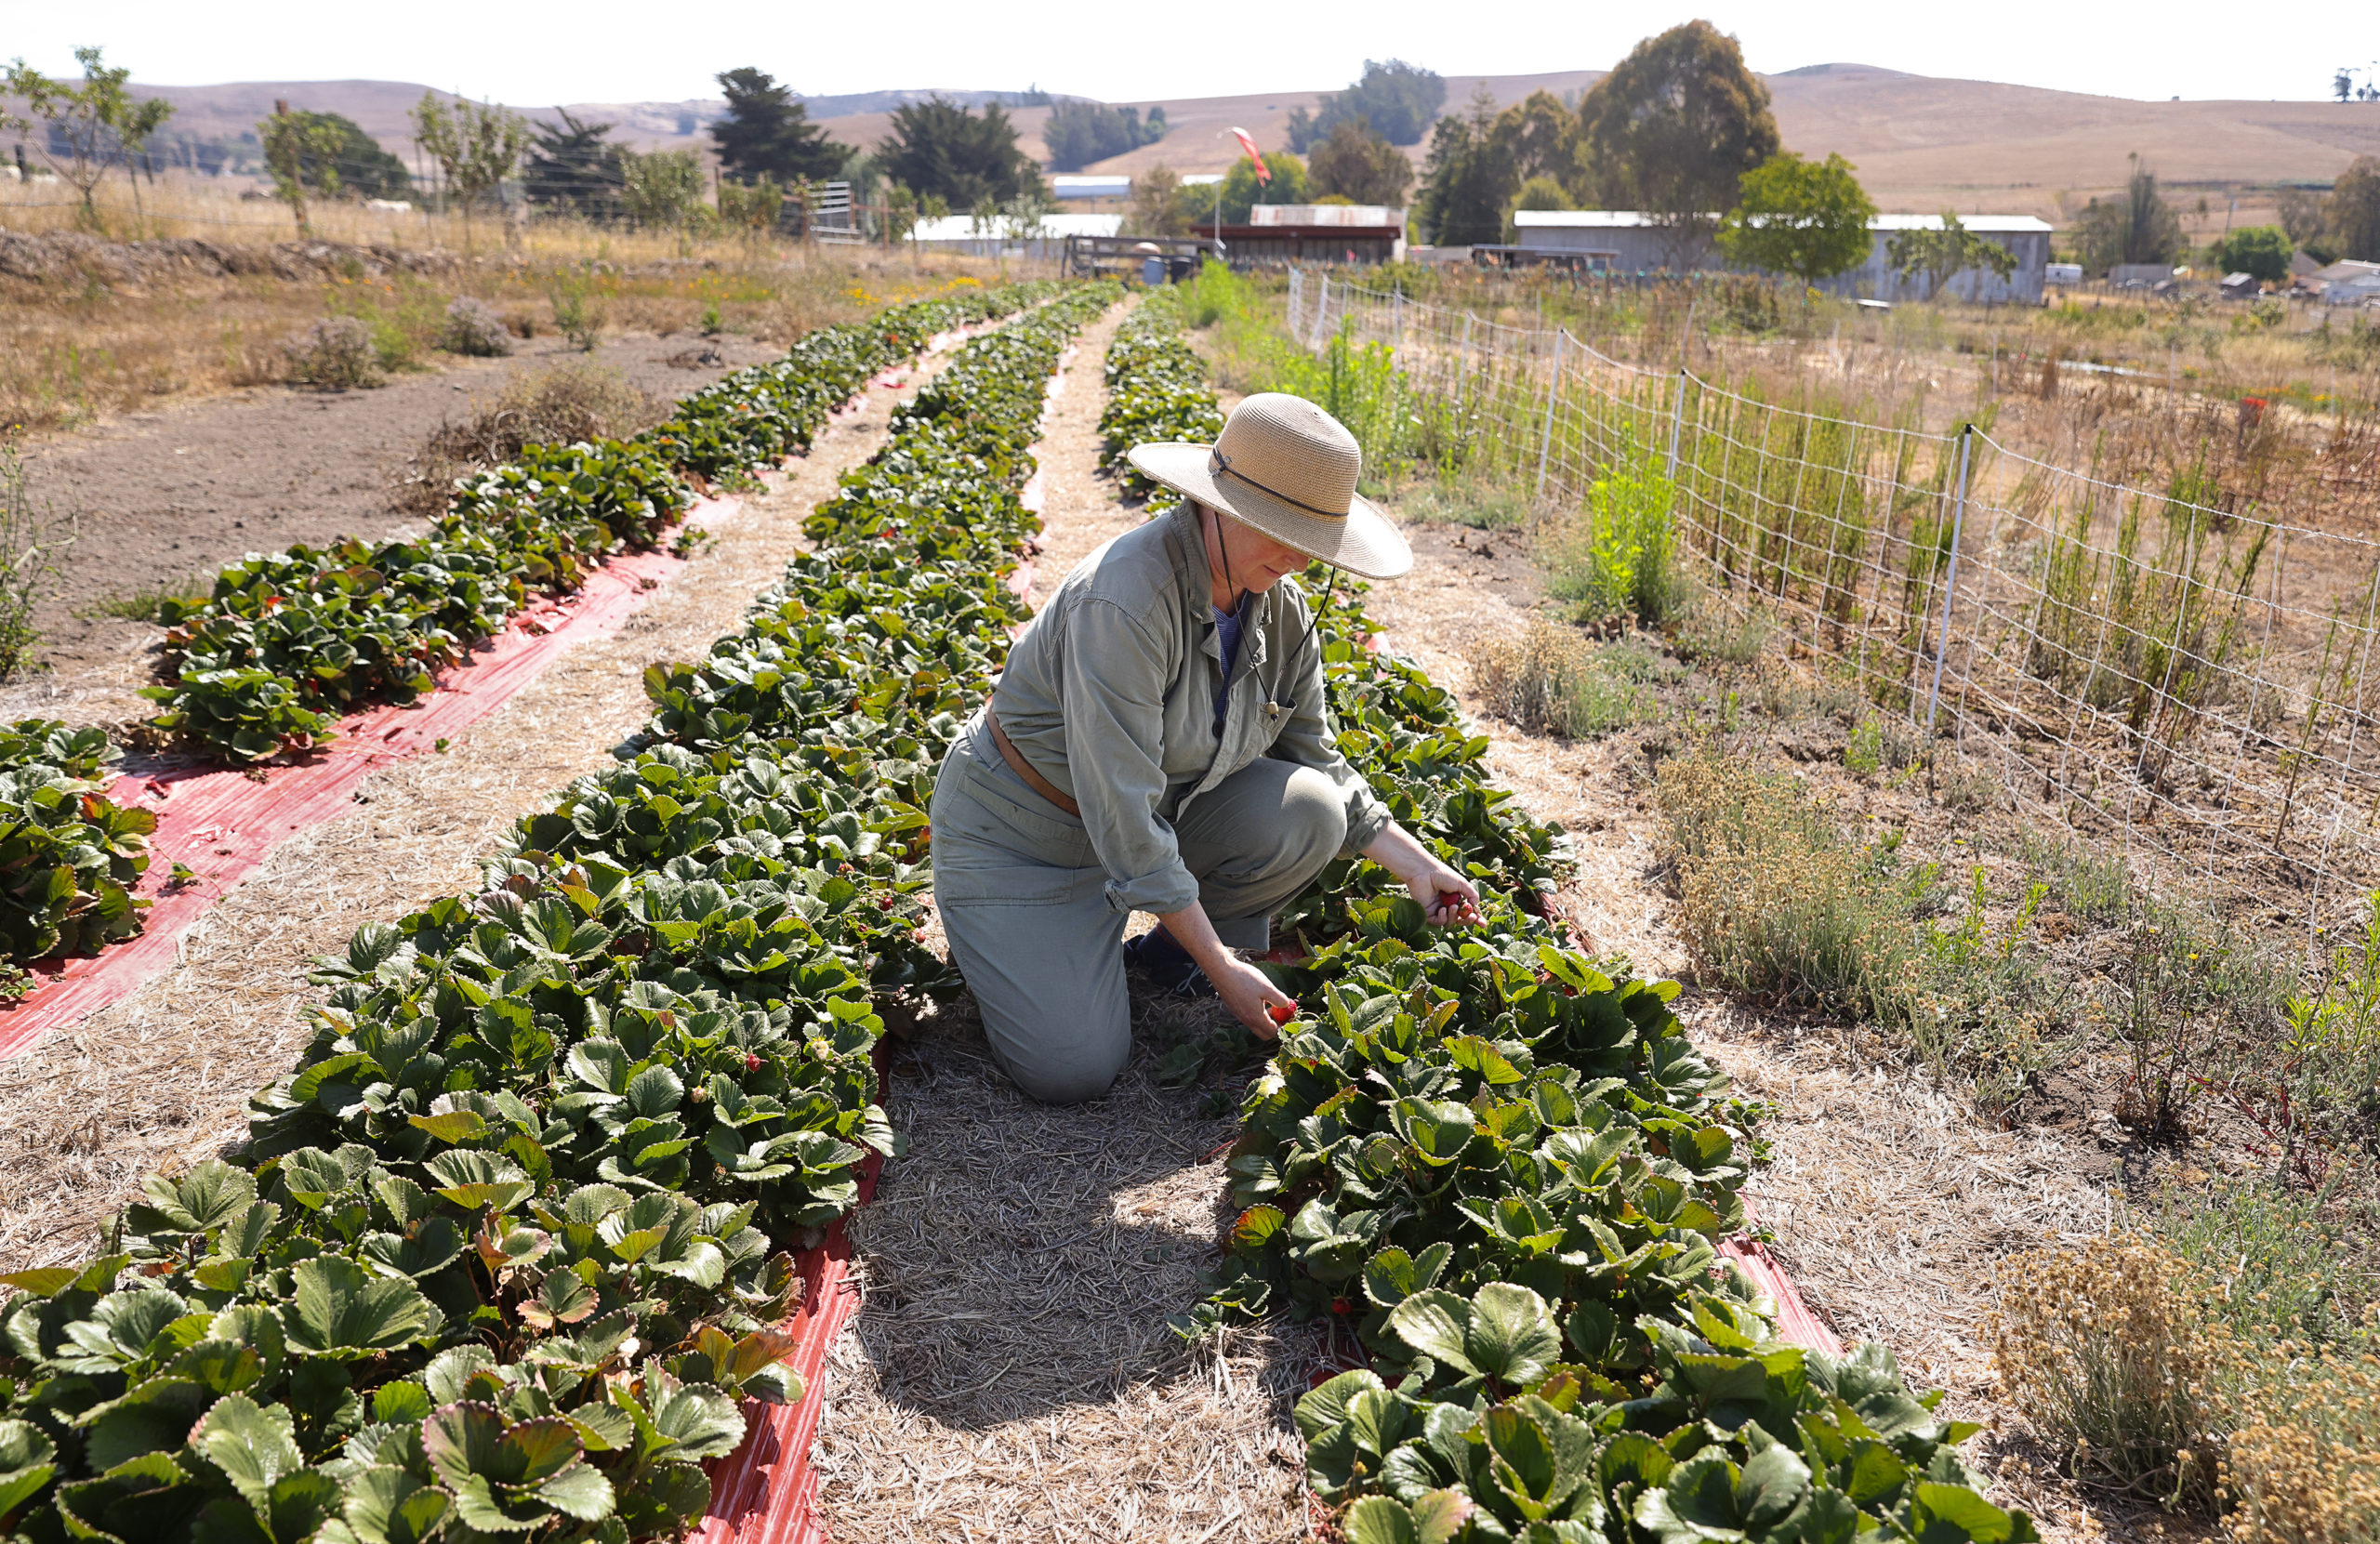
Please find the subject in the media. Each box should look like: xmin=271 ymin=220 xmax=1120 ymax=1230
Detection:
xmin=1204 ymin=503 xmax=1312 ymax=594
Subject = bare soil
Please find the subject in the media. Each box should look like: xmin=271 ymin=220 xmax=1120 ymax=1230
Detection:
xmin=4 ymin=328 xmax=785 ymax=728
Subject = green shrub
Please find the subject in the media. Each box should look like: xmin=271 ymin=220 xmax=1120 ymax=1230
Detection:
xmin=1542 ymin=442 xmax=1688 ymax=626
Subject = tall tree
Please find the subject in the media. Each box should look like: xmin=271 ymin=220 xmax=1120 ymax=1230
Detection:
xmin=1286 ymin=59 xmax=1447 ymax=152
xmin=1306 ymin=120 xmax=1412 ymax=206
xmin=875 ymin=97 xmax=1046 ymax=209
xmin=2216 ymin=225 xmax=2292 ymax=283
xmin=2069 ymin=156 xmax=2183 ymax=271
xmin=708 ymin=68 xmax=849 ymax=185
xmin=1716 ymin=152 xmax=1877 ymax=303
xmin=292 ymin=113 xmax=410 ymax=201
xmin=1578 ymin=21 xmax=1779 ymax=267
xmin=1414 ymin=87 xmax=1514 ymax=247
xmin=409 ymin=92 xmax=530 ymax=249
xmin=259 ymin=101 xmax=349 ymax=237
xmin=1216 ymin=152 xmax=1305 ymax=223
xmin=1492 ymin=89 xmax=1585 ymax=202
xmin=523 ymin=110 xmax=619 ymax=216
xmin=1126 ymin=162 xmax=1194 ymax=237
xmin=2329 ymin=156 xmax=2380 ymax=261
xmin=1887 ymin=212 xmax=2017 ymax=301
xmin=2 ymin=46 xmax=173 ymax=230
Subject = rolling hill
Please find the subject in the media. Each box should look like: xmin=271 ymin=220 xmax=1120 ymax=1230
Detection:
xmin=98 ymin=67 xmax=2380 ymax=226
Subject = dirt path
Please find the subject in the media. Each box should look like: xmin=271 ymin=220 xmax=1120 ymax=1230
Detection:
xmin=0 ymin=338 xmax=958 ymax=1269
xmin=6 ymin=329 xmax=785 ymax=725
xmin=815 ymin=301 xmax=1319 ymax=1544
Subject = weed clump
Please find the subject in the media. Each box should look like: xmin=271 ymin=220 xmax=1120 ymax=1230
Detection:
xmin=1471 ymin=619 xmax=1671 ymax=739
xmin=1988 ymin=1234 xmax=2219 ymax=1511
xmin=280 ymin=316 xmax=381 ymax=389
xmin=0 ymin=447 xmax=71 ymax=680
xmin=1990 ymin=1228 xmax=2380 ymax=1542
xmin=1541 ymin=444 xmax=1691 ymax=627
xmin=438 ymin=296 xmax=512 ymax=357
xmin=394 ymin=362 xmax=664 ymax=519
xmin=1655 ymin=744 xmax=2053 ymax=1098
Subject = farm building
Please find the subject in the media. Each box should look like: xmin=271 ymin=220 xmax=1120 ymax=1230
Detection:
xmin=2317 ymin=258 xmax=2380 ymax=306
xmin=906 ymin=212 xmax=1122 ymax=261
xmin=1508 ymin=210 xmax=2054 ymax=302
xmin=1193 ymin=203 xmax=1408 ymax=265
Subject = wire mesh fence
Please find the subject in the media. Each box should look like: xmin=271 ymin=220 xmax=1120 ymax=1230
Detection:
xmin=1286 ymin=268 xmax=2380 ymax=942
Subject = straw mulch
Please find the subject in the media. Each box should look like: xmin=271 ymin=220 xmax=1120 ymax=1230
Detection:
xmin=0 ymin=343 xmax=968 ymax=1268
xmin=815 ymin=1001 xmax=1318 ymax=1543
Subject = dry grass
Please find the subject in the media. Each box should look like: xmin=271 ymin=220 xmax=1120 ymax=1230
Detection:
xmin=0 ymin=340 xmax=960 ymax=1266
xmin=0 ymin=187 xmax=1032 ymax=435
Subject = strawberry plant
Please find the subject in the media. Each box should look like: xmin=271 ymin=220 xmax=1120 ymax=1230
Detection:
xmin=0 ymin=719 xmax=153 ymax=973
xmin=1104 ymin=295 xmax=2037 ymax=1544
xmin=0 ymin=283 xmax=1114 ymax=1541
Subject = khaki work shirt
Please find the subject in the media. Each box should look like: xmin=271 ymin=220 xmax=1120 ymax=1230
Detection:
xmin=988 ymin=502 xmax=1391 ymax=916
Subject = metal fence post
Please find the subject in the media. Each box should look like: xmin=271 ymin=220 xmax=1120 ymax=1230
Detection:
xmin=1314 ymin=274 xmax=1330 ymax=350
xmin=1536 ymin=331 xmax=1565 ymax=501
xmin=1924 ymin=424 xmax=1975 ymax=736
xmin=1663 ymin=369 xmax=1688 ymax=482
xmin=1286 ymin=267 xmax=1302 ymax=341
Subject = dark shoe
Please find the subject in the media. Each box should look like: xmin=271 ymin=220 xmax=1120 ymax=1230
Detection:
xmin=1122 ymin=926 xmax=1216 ymax=998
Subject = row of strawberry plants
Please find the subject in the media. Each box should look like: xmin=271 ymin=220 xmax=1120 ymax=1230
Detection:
xmin=0 ymin=284 xmax=1105 ymax=1544
xmin=143 ymin=284 xmax=1024 ymax=765
xmin=1104 ymin=297 xmax=2038 ymax=1544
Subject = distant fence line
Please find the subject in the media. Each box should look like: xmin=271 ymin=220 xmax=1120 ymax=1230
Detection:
xmin=1287 ymin=268 xmax=2380 ymax=943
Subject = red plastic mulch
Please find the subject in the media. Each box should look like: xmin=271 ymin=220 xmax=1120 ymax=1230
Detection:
xmin=0 ymin=503 xmax=736 ymax=1061
xmin=694 ymin=1139 xmax=885 ymax=1544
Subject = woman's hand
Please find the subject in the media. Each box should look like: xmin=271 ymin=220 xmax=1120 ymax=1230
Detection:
xmin=1156 ymin=903 xmax=1298 ymax=1040
xmin=1362 ymin=821 xmax=1486 ymax=927
xmin=1211 ymin=953 xmax=1297 ymax=1040
xmin=1405 ymin=860 xmax=1484 ymax=928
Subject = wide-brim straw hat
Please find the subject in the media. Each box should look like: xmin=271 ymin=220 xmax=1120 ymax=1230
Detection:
xmin=1127 ymin=392 xmax=1411 ymax=580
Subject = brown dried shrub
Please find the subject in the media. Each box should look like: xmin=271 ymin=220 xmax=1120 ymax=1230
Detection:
xmin=2222 ymin=1342 xmax=2380 ymax=1544
xmin=1989 ymin=1234 xmax=2221 ymax=1511
xmin=392 ymin=361 xmax=666 ymax=520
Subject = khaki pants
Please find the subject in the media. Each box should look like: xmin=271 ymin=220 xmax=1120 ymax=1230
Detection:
xmin=930 ymin=715 xmax=1346 ymax=1103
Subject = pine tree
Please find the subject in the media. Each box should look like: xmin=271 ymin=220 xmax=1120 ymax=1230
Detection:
xmin=708 ymin=68 xmax=850 ymax=185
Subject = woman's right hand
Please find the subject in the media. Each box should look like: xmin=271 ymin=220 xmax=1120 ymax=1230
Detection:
xmin=1212 ymin=954 xmax=1296 ymax=1041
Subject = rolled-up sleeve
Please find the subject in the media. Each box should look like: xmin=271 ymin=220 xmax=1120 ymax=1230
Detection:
xmin=1062 ymin=598 xmax=1202 ymax=915
xmin=1267 ymin=599 xmax=1393 ymax=857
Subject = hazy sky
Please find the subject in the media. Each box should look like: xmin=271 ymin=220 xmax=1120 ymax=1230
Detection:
xmin=7 ymin=0 xmax=2358 ymax=107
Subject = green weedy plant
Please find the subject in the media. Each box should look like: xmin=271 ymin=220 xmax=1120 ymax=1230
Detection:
xmin=0 ymin=282 xmax=1113 ymax=1541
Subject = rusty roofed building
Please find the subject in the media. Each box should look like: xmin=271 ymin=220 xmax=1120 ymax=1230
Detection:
xmin=1192 ymin=205 xmax=1407 ymax=265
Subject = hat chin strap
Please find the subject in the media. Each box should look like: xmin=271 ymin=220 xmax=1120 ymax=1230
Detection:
xmin=1204 ymin=501 xmax=1338 ymax=704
